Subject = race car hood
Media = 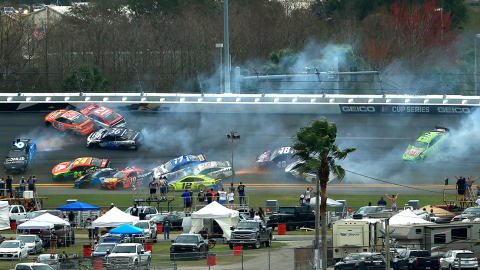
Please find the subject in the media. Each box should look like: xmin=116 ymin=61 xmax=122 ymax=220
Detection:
xmin=5 ymin=157 xmax=26 ymax=166
xmin=52 ymin=162 xmax=70 ymax=175
xmin=88 ymin=129 xmax=107 ymax=141
xmin=404 ymin=145 xmax=424 ymax=157
xmin=102 ymin=178 xmax=118 ymax=184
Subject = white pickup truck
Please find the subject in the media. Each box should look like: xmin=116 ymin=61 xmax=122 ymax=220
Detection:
xmin=9 ymin=205 xmax=27 ymax=223
xmin=106 ymin=243 xmax=151 ymax=268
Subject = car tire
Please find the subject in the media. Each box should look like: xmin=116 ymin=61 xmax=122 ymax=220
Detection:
xmin=265 ymin=236 xmax=272 ymax=247
xmin=79 ymin=182 xmax=90 ymax=189
xmin=286 ymin=224 xmax=295 ymax=231
xmin=334 ymin=267 xmax=338 ymax=270
xmin=116 ymin=183 xmax=123 ymax=190
xmin=254 ymin=238 xmax=261 ymax=249
xmin=120 ymin=145 xmax=127 ymax=150
xmin=56 ymin=175 xmax=66 ymax=182
xmin=33 ymin=247 xmax=36 ymax=255
xmin=45 ymin=121 xmax=51 ymax=126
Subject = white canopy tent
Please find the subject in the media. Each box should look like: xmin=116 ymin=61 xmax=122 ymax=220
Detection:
xmin=389 ymin=209 xmax=432 ymax=225
xmin=17 ymin=220 xmax=54 ymax=230
xmin=0 ymin=201 xmax=10 ymax=230
xmin=92 ymin=207 xmax=139 ymax=228
xmin=189 ymin=201 xmax=239 ymax=240
xmin=33 ymin=213 xmax=69 ymax=225
xmin=309 ymin=197 xmax=343 ymax=207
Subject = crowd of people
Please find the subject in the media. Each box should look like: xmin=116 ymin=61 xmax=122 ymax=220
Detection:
xmin=451 ymin=175 xmax=478 ymax=201
xmin=179 ymin=182 xmax=247 ymax=212
xmin=0 ymin=174 xmax=36 ymax=198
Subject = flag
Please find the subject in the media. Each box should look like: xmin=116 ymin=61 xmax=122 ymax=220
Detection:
xmin=33 ymin=26 xmax=45 ymax=38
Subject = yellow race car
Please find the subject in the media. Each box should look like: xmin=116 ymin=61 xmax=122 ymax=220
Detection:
xmin=168 ymin=175 xmax=223 ymax=192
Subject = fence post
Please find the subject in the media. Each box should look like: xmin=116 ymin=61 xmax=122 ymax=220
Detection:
xmin=242 ymin=249 xmax=244 ymax=270
xmin=268 ymin=249 xmax=271 ymax=270
xmin=208 ymin=251 xmax=211 ymax=270
xmin=174 ymin=261 xmax=177 ymax=270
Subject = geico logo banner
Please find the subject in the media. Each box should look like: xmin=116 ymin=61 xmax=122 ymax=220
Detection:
xmin=341 ymin=106 xmax=376 ymax=112
xmin=437 ymin=107 xmax=471 ymax=114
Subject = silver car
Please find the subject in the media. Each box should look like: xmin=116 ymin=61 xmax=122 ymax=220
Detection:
xmin=440 ymin=250 xmax=478 ymax=269
xmin=16 ymin=235 xmax=43 ymax=254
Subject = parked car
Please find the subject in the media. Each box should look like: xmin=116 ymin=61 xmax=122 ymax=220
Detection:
xmin=395 ymin=250 xmax=440 ymax=270
xmin=266 ymin=205 xmax=315 ymax=231
xmin=124 ymin=206 xmax=158 ymax=219
xmin=9 ymin=205 xmax=27 ymax=223
xmin=355 ymin=206 xmax=389 ymax=217
xmin=19 ymin=210 xmax=64 ymax=225
xmin=16 ymin=235 xmax=43 ymax=254
xmin=99 ymin=233 xmax=130 ymax=244
xmin=440 ymin=250 xmax=478 ymax=270
xmin=35 ymin=254 xmax=59 ymax=266
xmin=334 ymin=252 xmax=386 ymax=270
xmin=106 ymin=243 xmax=151 ymax=267
xmin=149 ymin=214 xmax=183 ymax=230
xmin=170 ymin=234 xmax=209 ymax=260
xmin=229 ymin=220 xmax=272 ymax=249
xmin=93 ymin=243 xmax=117 ymax=256
xmin=134 ymin=221 xmax=157 ymax=242
xmin=0 ymin=240 xmax=29 ymax=260
xmin=452 ymin=207 xmax=480 ymax=221
xmin=15 ymin=263 xmax=54 ymax=270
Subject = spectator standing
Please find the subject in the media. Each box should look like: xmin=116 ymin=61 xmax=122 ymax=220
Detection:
xmin=206 ymin=190 xmax=213 ymax=205
xmin=210 ymin=188 xmax=217 ymax=202
xmin=253 ymin=213 xmax=260 ymax=221
xmin=19 ymin=177 xmax=26 ymax=192
xmin=139 ymin=209 xmax=146 ymax=220
xmin=218 ymin=188 xmax=227 ymax=205
xmin=197 ymin=189 xmax=206 ymax=208
xmin=299 ymin=194 xmax=306 ymax=206
xmin=455 ymin=175 xmax=467 ymax=201
xmin=229 ymin=183 xmax=235 ymax=195
xmin=249 ymin=208 xmax=255 ymax=219
xmin=28 ymin=175 xmax=36 ymax=193
xmin=68 ymin=211 xmax=75 ymax=227
xmin=305 ymin=186 xmax=313 ymax=204
xmin=149 ymin=178 xmax=158 ymax=200
xmin=181 ymin=190 xmax=192 ymax=212
xmin=163 ymin=216 xmax=171 ymax=239
xmin=385 ymin=192 xmax=399 ymax=212
xmin=368 ymin=202 xmax=372 ymax=206
xmin=476 ymin=196 xmax=480 ymax=206
xmin=6 ymin=175 xmax=13 ymax=198
xmin=227 ymin=190 xmax=235 ymax=209
xmin=467 ymin=176 xmax=478 ymax=199
xmin=50 ymin=229 xmax=57 ymax=253
xmin=109 ymin=203 xmax=115 ymax=210
xmin=377 ymin=196 xmax=387 ymax=206
xmin=88 ymin=226 xmax=95 ymax=245
xmin=60 ymin=250 xmax=68 ymax=262
xmin=0 ymin=177 xmax=4 ymax=197
xmin=130 ymin=204 xmax=139 ymax=216
xmin=445 ymin=177 xmax=449 ymax=186
xmin=80 ymin=220 xmax=84 ymax=229
xmin=159 ymin=178 xmax=167 ymax=201
xmin=258 ymin=207 xmax=266 ymax=222
xmin=237 ymin=182 xmax=246 ymax=205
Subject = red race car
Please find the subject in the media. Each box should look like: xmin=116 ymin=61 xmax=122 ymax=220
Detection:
xmin=100 ymin=167 xmax=153 ymax=190
xmin=79 ymin=105 xmax=126 ymax=127
xmin=45 ymin=110 xmax=95 ymax=136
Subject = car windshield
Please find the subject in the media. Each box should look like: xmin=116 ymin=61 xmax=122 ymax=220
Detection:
xmin=278 ymin=208 xmax=295 ymax=214
xmin=413 ymin=141 xmax=428 ymax=149
xmin=457 ymin=253 xmax=475 ymax=258
xmin=112 ymin=246 xmax=136 ymax=253
xmin=463 ymin=208 xmax=480 ymax=214
xmin=38 ymin=254 xmax=56 ymax=259
xmin=175 ymin=235 xmax=199 ymax=244
xmin=90 ymin=158 xmax=104 ymax=167
xmin=8 ymin=149 xmax=26 ymax=158
xmin=363 ymin=254 xmax=384 ymax=260
xmin=31 ymin=266 xmax=54 ymax=270
xmin=409 ymin=251 xmax=430 ymax=257
xmin=73 ymin=114 xmax=89 ymax=125
xmin=151 ymin=216 xmax=165 ymax=222
xmin=164 ymin=161 xmax=174 ymax=172
xmin=345 ymin=254 xmax=361 ymax=261
xmin=0 ymin=241 xmax=19 ymax=248
xmin=114 ymin=172 xmax=128 ymax=179
xmin=356 ymin=207 xmax=377 ymax=214
xmin=236 ymin=222 xmax=259 ymax=230
xmin=26 ymin=212 xmax=46 ymax=219
xmin=135 ymin=223 xmax=149 ymax=229
xmin=95 ymin=244 xmax=116 ymax=252
xmin=17 ymin=236 xmax=35 ymax=242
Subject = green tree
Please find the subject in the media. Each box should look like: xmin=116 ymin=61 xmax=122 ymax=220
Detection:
xmin=292 ymin=117 xmax=356 ymax=270
xmin=262 ymin=49 xmax=298 ymax=74
xmin=63 ymin=65 xmax=111 ymax=92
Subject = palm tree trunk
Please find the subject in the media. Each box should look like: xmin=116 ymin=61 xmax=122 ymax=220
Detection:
xmin=314 ymin=171 xmax=320 ymax=269
xmin=320 ymin=179 xmax=328 ymax=270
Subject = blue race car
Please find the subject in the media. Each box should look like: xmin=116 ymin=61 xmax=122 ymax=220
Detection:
xmin=153 ymin=154 xmax=207 ymax=180
xmin=74 ymin=168 xmax=118 ymax=189
xmin=86 ymin=127 xmax=143 ymax=150
xmin=4 ymin=139 xmax=36 ymax=172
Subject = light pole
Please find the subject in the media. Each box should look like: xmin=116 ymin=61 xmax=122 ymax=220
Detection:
xmin=475 ymin=34 xmax=480 ymax=94
xmin=223 ymin=0 xmax=230 ymax=93
xmin=216 ymin=43 xmax=223 ymax=93
xmin=226 ymin=131 xmax=240 ymax=184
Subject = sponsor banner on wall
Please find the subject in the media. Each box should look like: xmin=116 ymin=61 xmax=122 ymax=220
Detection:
xmin=339 ymin=105 xmax=477 ymax=115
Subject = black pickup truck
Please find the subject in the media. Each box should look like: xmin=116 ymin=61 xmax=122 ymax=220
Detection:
xmin=394 ymin=250 xmax=440 ymax=270
xmin=229 ymin=220 xmax=273 ymax=249
xmin=266 ymin=206 xmax=315 ymax=231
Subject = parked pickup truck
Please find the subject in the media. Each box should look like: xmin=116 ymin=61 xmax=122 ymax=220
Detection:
xmin=8 ymin=205 xmax=27 ymax=223
xmin=106 ymin=243 xmax=151 ymax=268
xmin=266 ymin=206 xmax=315 ymax=231
xmin=229 ymin=220 xmax=273 ymax=249
xmin=394 ymin=250 xmax=440 ymax=270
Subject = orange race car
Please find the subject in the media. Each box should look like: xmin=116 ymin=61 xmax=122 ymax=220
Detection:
xmin=100 ymin=166 xmax=153 ymax=190
xmin=45 ymin=110 xmax=95 ymax=136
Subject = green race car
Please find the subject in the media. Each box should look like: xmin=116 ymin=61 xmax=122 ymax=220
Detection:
xmin=402 ymin=126 xmax=450 ymax=163
xmin=168 ymin=175 xmax=223 ymax=192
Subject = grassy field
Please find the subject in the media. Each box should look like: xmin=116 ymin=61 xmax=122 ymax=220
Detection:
xmin=41 ymin=193 xmax=450 ymax=211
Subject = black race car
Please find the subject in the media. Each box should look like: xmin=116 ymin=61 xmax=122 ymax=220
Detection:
xmin=4 ymin=139 xmax=36 ymax=173
xmin=256 ymin=146 xmax=296 ymax=171
xmin=334 ymin=253 xmax=386 ymax=270
xmin=74 ymin=168 xmax=118 ymax=189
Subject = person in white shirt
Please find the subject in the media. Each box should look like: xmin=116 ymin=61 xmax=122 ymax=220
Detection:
xmin=305 ymin=186 xmax=313 ymax=204
xmin=218 ymin=188 xmax=227 ymax=205
xmin=254 ymin=214 xmax=260 ymax=221
xmin=476 ymin=196 xmax=480 ymax=206
xmin=227 ymin=191 xmax=235 ymax=209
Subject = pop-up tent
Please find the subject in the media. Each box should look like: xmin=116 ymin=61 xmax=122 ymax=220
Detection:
xmin=0 ymin=201 xmax=10 ymax=230
xmin=57 ymin=202 xmax=100 ymax=211
xmin=389 ymin=208 xmax=432 ymax=225
xmin=309 ymin=197 xmax=343 ymax=207
xmin=189 ymin=201 xmax=239 ymax=240
xmin=17 ymin=220 xmax=54 ymax=230
xmin=33 ymin=213 xmax=70 ymax=225
xmin=109 ymin=224 xmax=144 ymax=235
xmin=92 ymin=207 xmax=139 ymax=228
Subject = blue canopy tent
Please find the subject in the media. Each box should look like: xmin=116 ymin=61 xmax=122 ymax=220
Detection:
xmin=109 ymin=224 xmax=144 ymax=235
xmin=57 ymin=202 xmax=100 ymax=211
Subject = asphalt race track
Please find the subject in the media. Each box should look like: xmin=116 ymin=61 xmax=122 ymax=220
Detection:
xmin=0 ymin=111 xmax=478 ymax=196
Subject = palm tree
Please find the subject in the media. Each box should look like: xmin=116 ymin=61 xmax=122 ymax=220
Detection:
xmin=292 ymin=117 xmax=356 ymax=270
